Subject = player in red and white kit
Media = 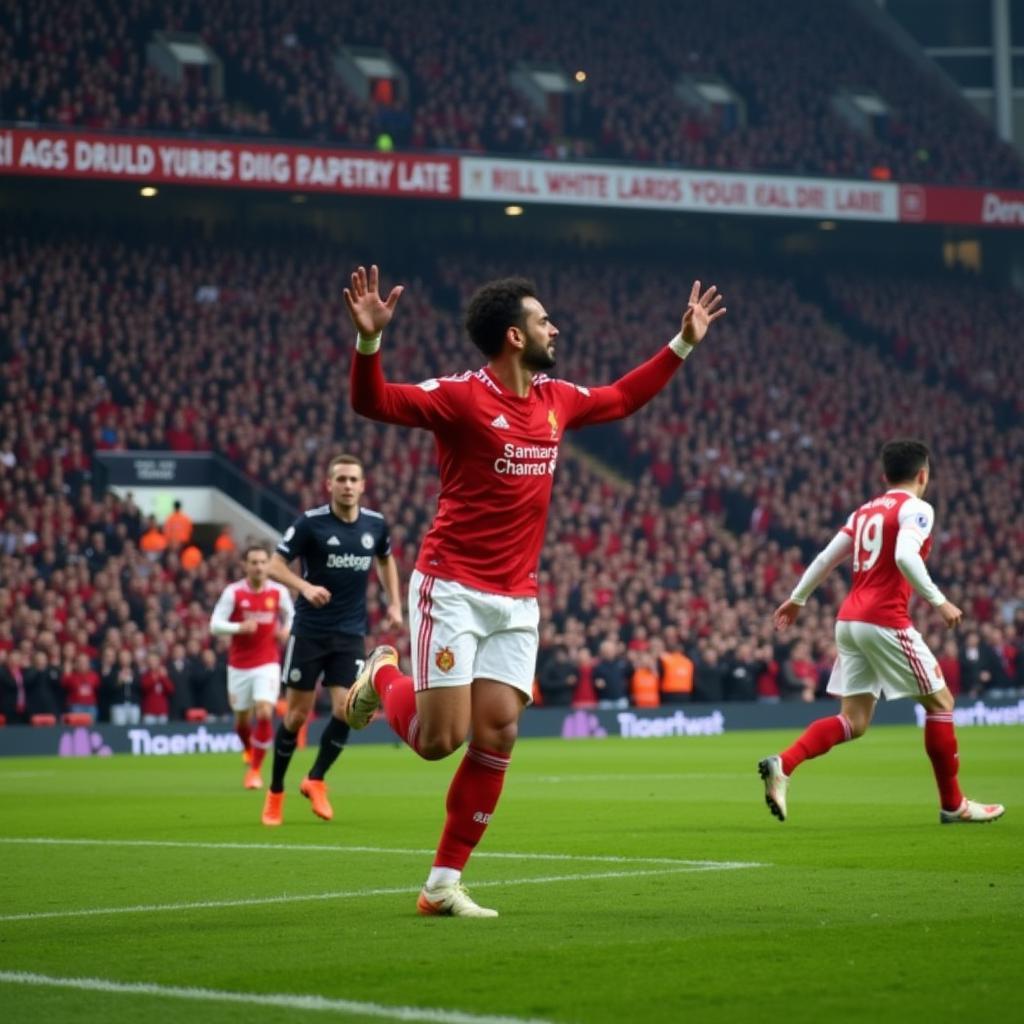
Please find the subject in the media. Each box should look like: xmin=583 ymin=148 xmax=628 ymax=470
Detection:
xmin=760 ymin=439 xmax=1004 ymax=825
xmin=341 ymin=264 xmax=726 ymax=916
xmin=210 ymin=544 xmax=294 ymax=790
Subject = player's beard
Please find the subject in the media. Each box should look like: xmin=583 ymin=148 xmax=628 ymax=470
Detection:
xmin=522 ymin=334 xmax=556 ymax=371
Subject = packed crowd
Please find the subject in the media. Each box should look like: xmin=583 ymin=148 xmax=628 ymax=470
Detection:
xmin=2 ymin=0 xmax=1021 ymax=186
xmin=1 ymin=222 xmax=1022 ymax=721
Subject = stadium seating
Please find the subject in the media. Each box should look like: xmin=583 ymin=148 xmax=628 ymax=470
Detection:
xmin=1 ymin=218 xmax=1020 ymax=714
xmin=1 ymin=0 xmax=1020 ymax=186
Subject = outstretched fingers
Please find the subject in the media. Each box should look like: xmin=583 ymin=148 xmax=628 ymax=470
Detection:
xmin=384 ymin=284 xmax=404 ymax=312
xmin=350 ymin=266 xmax=367 ymax=298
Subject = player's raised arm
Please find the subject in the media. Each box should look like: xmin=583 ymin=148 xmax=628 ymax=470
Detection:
xmin=345 ymin=264 xmax=455 ymax=429
xmin=566 ymin=280 xmax=726 ymax=428
xmin=679 ymin=279 xmax=727 ymax=348
xmin=343 ymin=264 xmax=404 ymax=350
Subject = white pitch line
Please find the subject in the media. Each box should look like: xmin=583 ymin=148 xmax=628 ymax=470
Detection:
xmin=0 ymin=836 xmax=762 ymax=869
xmin=0 ymin=970 xmax=556 ymax=1024
xmin=525 ymin=772 xmax=748 ymax=783
xmin=0 ymin=864 xmax=765 ymax=924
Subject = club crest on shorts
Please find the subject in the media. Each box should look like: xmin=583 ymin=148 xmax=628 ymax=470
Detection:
xmin=435 ymin=646 xmax=456 ymax=673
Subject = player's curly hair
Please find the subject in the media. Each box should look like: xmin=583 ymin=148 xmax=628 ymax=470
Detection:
xmin=881 ymin=439 xmax=930 ymax=483
xmin=464 ymin=277 xmax=537 ymax=357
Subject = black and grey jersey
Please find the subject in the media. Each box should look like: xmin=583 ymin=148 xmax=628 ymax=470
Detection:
xmin=276 ymin=504 xmax=391 ymax=639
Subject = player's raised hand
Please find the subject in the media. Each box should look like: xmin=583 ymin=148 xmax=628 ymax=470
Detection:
xmin=680 ymin=280 xmax=726 ymax=346
xmin=343 ymin=264 xmax=404 ymax=340
xmin=773 ymin=598 xmax=802 ymax=632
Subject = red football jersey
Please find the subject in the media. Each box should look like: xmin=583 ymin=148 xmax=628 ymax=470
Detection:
xmin=837 ymin=490 xmax=935 ymax=629
xmin=352 ymin=347 xmax=684 ymax=596
xmin=211 ymin=580 xmax=294 ymax=669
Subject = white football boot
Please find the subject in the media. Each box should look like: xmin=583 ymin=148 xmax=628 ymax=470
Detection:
xmin=939 ymin=798 xmax=1005 ymax=824
xmin=417 ymin=882 xmax=499 ymax=918
xmin=758 ymin=755 xmax=789 ymax=822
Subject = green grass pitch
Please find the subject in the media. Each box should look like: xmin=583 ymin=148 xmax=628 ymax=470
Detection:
xmin=1 ymin=726 xmax=1021 ymax=1024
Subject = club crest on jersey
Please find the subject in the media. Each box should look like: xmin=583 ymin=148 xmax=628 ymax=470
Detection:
xmin=265 ymin=596 xmax=274 ymax=609
xmin=361 ymin=532 xmax=374 ymax=550
xmin=435 ymin=647 xmax=456 ymax=673
xmin=547 ymin=408 xmax=559 ymax=439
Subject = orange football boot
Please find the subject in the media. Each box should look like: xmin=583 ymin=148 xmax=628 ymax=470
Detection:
xmin=299 ymin=777 xmax=333 ymax=821
xmin=261 ymin=790 xmax=284 ymax=826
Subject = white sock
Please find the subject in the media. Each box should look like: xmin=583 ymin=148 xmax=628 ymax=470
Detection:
xmin=425 ymin=866 xmax=461 ymax=890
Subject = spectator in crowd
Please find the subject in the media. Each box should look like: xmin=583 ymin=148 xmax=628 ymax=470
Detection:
xmin=167 ymin=642 xmax=195 ymax=718
xmin=191 ymin=647 xmax=230 ymax=719
xmin=591 ymin=638 xmax=631 ymax=710
xmin=693 ymin=643 xmax=727 ymax=703
xmin=23 ymin=651 xmax=62 ymax=719
xmin=214 ymin=526 xmax=237 ymax=555
xmin=139 ymin=516 xmax=168 ymax=556
xmin=778 ymin=641 xmax=817 ymax=703
xmin=630 ymin=651 xmax=660 ymax=707
xmin=102 ymin=648 xmax=142 ymax=725
xmin=163 ymin=501 xmax=194 ymax=548
xmin=655 ymin=637 xmax=694 ymax=704
xmin=0 ymin=649 xmax=27 ymax=723
xmin=140 ymin=652 xmax=174 ymax=724
xmin=537 ymin=645 xmax=579 ymax=707
xmin=959 ymin=631 xmax=1002 ymax=699
xmin=62 ymin=651 xmax=100 ymax=718
xmin=937 ymin=638 xmax=962 ymax=698
xmin=724 ymin=640 xmax=767 ymax=702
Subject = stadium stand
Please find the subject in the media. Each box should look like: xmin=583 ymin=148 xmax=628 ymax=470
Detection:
xmin=1 ymin=0 xmax=1021 ymax=186
xmin=1 ymin=216 xmax=1021 ymax=716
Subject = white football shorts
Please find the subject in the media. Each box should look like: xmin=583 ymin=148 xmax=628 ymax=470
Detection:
xmin=826 ymin=620 xmax=946 ymax=701
xmin=227 ymin=663 xmax=281 ymax=711
xmin=409 ymin=569 xmax=539 ymax=700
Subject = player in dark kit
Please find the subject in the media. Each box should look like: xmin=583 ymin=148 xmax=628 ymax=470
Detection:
xmin=262 ymin=453 xmax=402 ymax=826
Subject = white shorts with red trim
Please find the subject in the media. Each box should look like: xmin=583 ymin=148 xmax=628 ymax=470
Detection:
xmin=827 ymin=620 xmax=945 ymax=701
xmin=227 ymin=662 xmax=281 ymax=711
xmin=408 ymin=569 xmax=539 ymax=700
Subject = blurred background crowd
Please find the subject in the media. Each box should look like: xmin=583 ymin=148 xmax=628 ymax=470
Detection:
xmin=1 ymin=221 xmax=1021 ymax=721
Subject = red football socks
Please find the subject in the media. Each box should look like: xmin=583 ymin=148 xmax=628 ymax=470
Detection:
xmin=375 ymin=664 xmax=422 ymax=754
xmin=250 ymin=716 xmax=273 ymax=771
xmin=924 ymin=712 xmax=963 ymax=812
xmin=236 ymin=719 xmax=251 ymax=753
xmin=780 ymin=714 xmax=853 ymax=776
xmin=434 ymin=745 xmax=511 ymax=871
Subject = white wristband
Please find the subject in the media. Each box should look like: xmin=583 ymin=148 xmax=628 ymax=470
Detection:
xmin=668 ymin=333 xmax=694 ymax=359
xmin=356 ymin=332 xmax=382 ymax=355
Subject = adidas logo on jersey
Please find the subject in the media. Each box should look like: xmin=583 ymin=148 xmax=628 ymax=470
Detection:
xmin=327 ymin=536 xmax=341 ymax=546
xmin=490 ymin=414 xmax=510 ymax=430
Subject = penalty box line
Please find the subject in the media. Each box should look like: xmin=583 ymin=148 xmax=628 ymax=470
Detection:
xmin=0 ymin=969 xmax=556 ymax=1024
xmin=0 ymin=864 xmax=768 ymax=924
xmin=0 ymin=836 xmax=767 ymax=869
